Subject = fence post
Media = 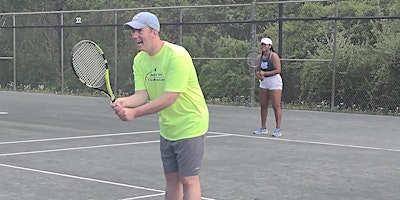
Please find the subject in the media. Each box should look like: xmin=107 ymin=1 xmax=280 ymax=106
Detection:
xmin=278 ymin=3 xmax=283 ymax=58
xmin=61 ymin=13 xmax=64 ymax=95
xmin=249 ymin=0 xmax=257 ymax=107
xmin=13 ymin=15 xmax=16 ymax=91
xmin=330 ymin=0 xmax=338 ymax=110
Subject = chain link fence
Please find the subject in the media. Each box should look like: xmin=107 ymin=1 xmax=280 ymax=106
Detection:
xmin=0 ymin=1 xmax=399 ymax=115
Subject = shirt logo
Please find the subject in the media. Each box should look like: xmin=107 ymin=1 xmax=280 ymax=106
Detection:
xmin=261 ymin=61 xmax=269 ymax=69
xmin=145 ymin=68 xmax=165 ymax=82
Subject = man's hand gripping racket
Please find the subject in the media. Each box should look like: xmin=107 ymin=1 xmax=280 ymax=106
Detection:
xmin=71 ymin=40 xmax=116 ymax=102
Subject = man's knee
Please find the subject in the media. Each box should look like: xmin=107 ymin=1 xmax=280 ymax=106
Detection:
xmin=165 ymin=172 xmax=180 ymax=184
xmin=180 ymin=175 xmax=200 ymax=187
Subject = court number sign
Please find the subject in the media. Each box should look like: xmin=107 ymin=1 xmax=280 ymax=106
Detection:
xmin=75 ymin=17 xmax=82 ymax=24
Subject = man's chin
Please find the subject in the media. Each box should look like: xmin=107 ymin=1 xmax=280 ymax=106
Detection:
xmin=136 ymin=43 xmax=144 ymax=50
xmin=136 ymin=46 xmax=145 ymax=52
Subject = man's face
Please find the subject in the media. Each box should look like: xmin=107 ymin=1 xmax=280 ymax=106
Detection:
xmin=131 ymin=26 xmax=156 ymax=52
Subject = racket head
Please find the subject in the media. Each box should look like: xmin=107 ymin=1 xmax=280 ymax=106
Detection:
xmin=245 ymin=51 xmax=260 ymax=68
xmin=70 ymin=40 xmax=116 ymax=102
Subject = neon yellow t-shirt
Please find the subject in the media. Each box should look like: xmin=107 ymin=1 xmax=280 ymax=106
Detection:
xmin=133 ymin=42 xmax=209 ymax=141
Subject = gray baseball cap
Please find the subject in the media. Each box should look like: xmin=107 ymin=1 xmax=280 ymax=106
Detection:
xmin=123 ymin=12 xmax=160 ymax=31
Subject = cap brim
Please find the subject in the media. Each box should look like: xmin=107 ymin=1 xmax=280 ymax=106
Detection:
xmin=123 ymin=21 xmax=146 ymax=30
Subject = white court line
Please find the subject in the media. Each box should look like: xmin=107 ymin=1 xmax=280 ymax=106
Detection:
xmin=0 ymin=163 xmax=164 ymax=193
xmin=0 ymin=130 xmax=160 ymax=145
xmin=120 ymin=193 xmax=215 ymax=200
xmin=0 ymin=163 xmax=216 ymax=200
xmin=0 ymin=133 xmax=231 ymax=157
xmin=0 ymin=133 xmax=223 ymax=200
xmin=207 ymin=133 xmax=232 ymax=138
xmin=0 ymin=111 xmax=8 ymax=115
xmin=0 ymin=140 xmax=160 ymax=157
xmin=119 ymin=193 xmax=164 ymax=200
xmin=209 ymin=131 xmax=400 ymax=152
xmin=0 ymin=131 xmax=226 ymax=145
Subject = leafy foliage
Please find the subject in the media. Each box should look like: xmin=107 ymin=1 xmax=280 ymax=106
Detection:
xmin=0 ymin=0 xmax=399 ymax=115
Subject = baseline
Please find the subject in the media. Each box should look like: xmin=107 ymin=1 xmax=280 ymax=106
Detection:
xmin=209 ymin=131 xmax=400 ymax=152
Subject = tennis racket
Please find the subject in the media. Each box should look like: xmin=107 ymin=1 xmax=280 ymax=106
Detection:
xmin=71 ymin=40 xmax=116 ymax=102
xmin=245 ymin=51 xmax=260 ymax=69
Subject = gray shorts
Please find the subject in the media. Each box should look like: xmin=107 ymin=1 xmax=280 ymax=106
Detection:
xmin=160 ymin=134 xmax=205 ymax=177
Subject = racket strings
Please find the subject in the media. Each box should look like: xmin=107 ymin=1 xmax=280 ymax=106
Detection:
xmin=72 ymin=43 xmax=107 ymax=88
xmin=246 ymin=52 xmax=259 ymax=67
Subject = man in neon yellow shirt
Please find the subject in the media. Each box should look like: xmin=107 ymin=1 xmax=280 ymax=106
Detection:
xmin=111 ymin=12 xmax=209 ymax=200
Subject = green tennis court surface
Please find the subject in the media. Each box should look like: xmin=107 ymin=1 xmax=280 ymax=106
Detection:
xmin=1 ymin=91 xmax=399 ymax=200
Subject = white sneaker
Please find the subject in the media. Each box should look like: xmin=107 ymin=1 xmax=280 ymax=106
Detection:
xmin=272 ymin=128 xmax=282 ymax=137
xmin=253 ymin=127 xmax=268 ymax=134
